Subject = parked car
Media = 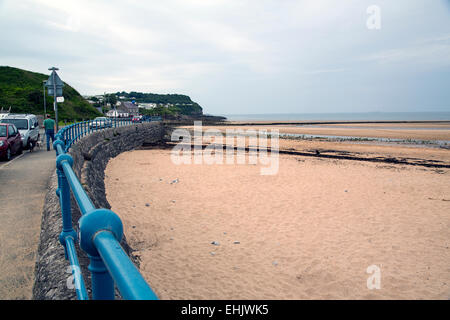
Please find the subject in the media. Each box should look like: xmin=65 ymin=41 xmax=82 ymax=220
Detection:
xmin=0 ymin=123 xmax=23 ymax=161
xmin=1 ymin=114 xmax=39 ymax=149
xmin=89 ymin=117 xmax=112 ymax=129
xmin=132 ymin=116 xmax=142 ymax=123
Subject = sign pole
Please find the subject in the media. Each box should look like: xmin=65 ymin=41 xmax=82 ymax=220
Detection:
xmin=47 ymin=67 xmax=63 ymax=132
xmin=53 ymin=72 xmax=58 ymax=131
xmin=43 ymin=80 xmax=47 ymax=119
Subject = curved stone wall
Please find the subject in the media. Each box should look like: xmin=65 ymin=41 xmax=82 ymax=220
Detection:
xmin=32 ymin=122 xmax=166 ymax=299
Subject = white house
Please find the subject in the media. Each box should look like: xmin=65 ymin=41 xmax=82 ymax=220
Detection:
xmin=106 ymin=109 xmax=129 ymax=118
xmin=139 ymin=103 xmax=157 ymax=109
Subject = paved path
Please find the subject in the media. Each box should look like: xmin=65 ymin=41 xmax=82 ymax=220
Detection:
xmin=0 ymin=138 xmax=55 ymax=299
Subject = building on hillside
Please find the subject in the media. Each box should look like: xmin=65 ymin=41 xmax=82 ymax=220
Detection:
xmin=121 ymin=101 xmax=139 ymax=116
xmin=106 ymin=108 xmax=129 ymax=118
xmin=139 ymin=103 xmax=157 ymax=110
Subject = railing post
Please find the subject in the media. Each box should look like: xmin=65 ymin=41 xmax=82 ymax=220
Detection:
xmin=79 ymin=209 xmax=123 ymax=300
xmin=88 ymin=255 xmax=115 ymax=300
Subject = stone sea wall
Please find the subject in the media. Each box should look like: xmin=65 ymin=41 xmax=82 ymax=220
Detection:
xmin=32 ymin=122 xmax=166 ymax=299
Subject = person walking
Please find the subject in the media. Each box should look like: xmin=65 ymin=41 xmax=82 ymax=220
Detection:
xmin=43 ymin=114 xmax=55 ymax=151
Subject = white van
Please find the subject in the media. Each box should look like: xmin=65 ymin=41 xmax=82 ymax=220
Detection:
xmin=1 ymin=114 xmax=40 ymax=149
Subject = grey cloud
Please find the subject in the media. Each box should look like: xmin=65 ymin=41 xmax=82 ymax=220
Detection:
xmin=0 ymin=0 xmax=449 ymax=114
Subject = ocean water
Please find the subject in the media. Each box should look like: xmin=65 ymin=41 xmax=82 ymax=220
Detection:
xmin=221 ymin=112 xmax=450 ymax=122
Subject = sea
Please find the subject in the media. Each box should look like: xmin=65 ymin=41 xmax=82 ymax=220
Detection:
xmin=221 ymin=112 xmax=450 ymax=122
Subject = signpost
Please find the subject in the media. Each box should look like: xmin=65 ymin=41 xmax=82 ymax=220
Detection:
xmin=45 ymin=67 xmax=64 ymax=131
xmin=42 ymin=80 xmax=47 ymax=119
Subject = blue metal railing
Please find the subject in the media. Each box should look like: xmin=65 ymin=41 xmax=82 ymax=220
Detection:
xmin=53 ymin=117 xmax=159 ymax=300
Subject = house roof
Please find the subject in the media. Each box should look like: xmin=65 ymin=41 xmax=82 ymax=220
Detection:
xmin=122 ymin=101 xmax=138 ymax=110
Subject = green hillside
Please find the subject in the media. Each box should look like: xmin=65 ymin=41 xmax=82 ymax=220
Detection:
xmin=117 ymin=91 xmax=203 ymax=115
xmin=0 ymin=66 xmax=101 ymax=120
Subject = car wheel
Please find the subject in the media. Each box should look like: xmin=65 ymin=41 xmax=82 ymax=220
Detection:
xmin=26 ymin=138 xmax=30 ymax=150
xmin=6 ymin=147 xmax=11 ymax=161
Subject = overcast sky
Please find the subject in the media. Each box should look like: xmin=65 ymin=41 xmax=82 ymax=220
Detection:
xmin=0 ymin=0 xmax=449 ymax=114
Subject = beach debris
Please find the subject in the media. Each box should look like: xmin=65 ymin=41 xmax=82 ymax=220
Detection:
xmin=170 ymin=178 xmax=179 ymax=184
xmin=132 ymin=225 xmax=136 ymax=229
xmin=159 ymin=178 xmax=163 ymax=181
xmin=171 ymin=200 xmax=176 ymax=203
xmin=170 ymin=237 xmax=174 ymax=240
xmin=145 ymin=203 xmax=150 ymax=207
xmin=211 ymin=241 xmax=220 ymax=246
xmin=223 ymin=232 xmax=227 ymax=235
xmin=233 ymin=241 xmax=240 ymax=244
xmin=210 ymin=252 xmax=215 ymax=256
xmin=233 ymin=266 xmax=239 ymax=270
xmin=272 ymin=261 xmax=278 ymax=266
xmin=344 ymin=190 xmax=348 ymax=193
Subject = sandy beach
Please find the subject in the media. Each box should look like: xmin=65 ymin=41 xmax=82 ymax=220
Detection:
xmin=104 ymin=123 xmax=450 ymax=300
xmin=182 ymin=122 xmax=450 ymax=142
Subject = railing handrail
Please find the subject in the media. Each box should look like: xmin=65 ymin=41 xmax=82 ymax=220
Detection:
xmin=53 ymin=117 xmax=159 ymax=300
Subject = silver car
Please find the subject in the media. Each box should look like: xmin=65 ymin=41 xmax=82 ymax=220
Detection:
xmin=1 ymin=114 xmax=40 ymax=149
xmin=89 ymin=117 xmax=112 ymax=129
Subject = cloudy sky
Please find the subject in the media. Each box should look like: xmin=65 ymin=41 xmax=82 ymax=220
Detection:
xmin=0 ymin=0 xmax=449 ymax=115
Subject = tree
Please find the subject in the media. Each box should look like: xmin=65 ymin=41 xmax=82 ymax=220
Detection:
xmin=104 ymin=94 xmax=117 ymax=107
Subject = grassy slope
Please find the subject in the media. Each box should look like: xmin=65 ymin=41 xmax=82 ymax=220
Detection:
xmin=0 ymin=66 xmax=101 ymax=120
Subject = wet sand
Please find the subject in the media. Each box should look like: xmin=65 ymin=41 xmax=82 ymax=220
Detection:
xmin=179 ymin=122 xmax=450 ymax=166
xmin=104 ymin=134 xmax=450 ymax=299
xmin=183 ymin=122 xmax=450 ymax=142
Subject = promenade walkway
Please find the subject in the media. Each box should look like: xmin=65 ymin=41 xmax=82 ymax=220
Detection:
xmin=0 ymin=137 xmax=55 ymax=299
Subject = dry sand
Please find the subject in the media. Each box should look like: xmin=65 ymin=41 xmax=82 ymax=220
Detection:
xmin=105 ymin=145 xmax=450 ymax=299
